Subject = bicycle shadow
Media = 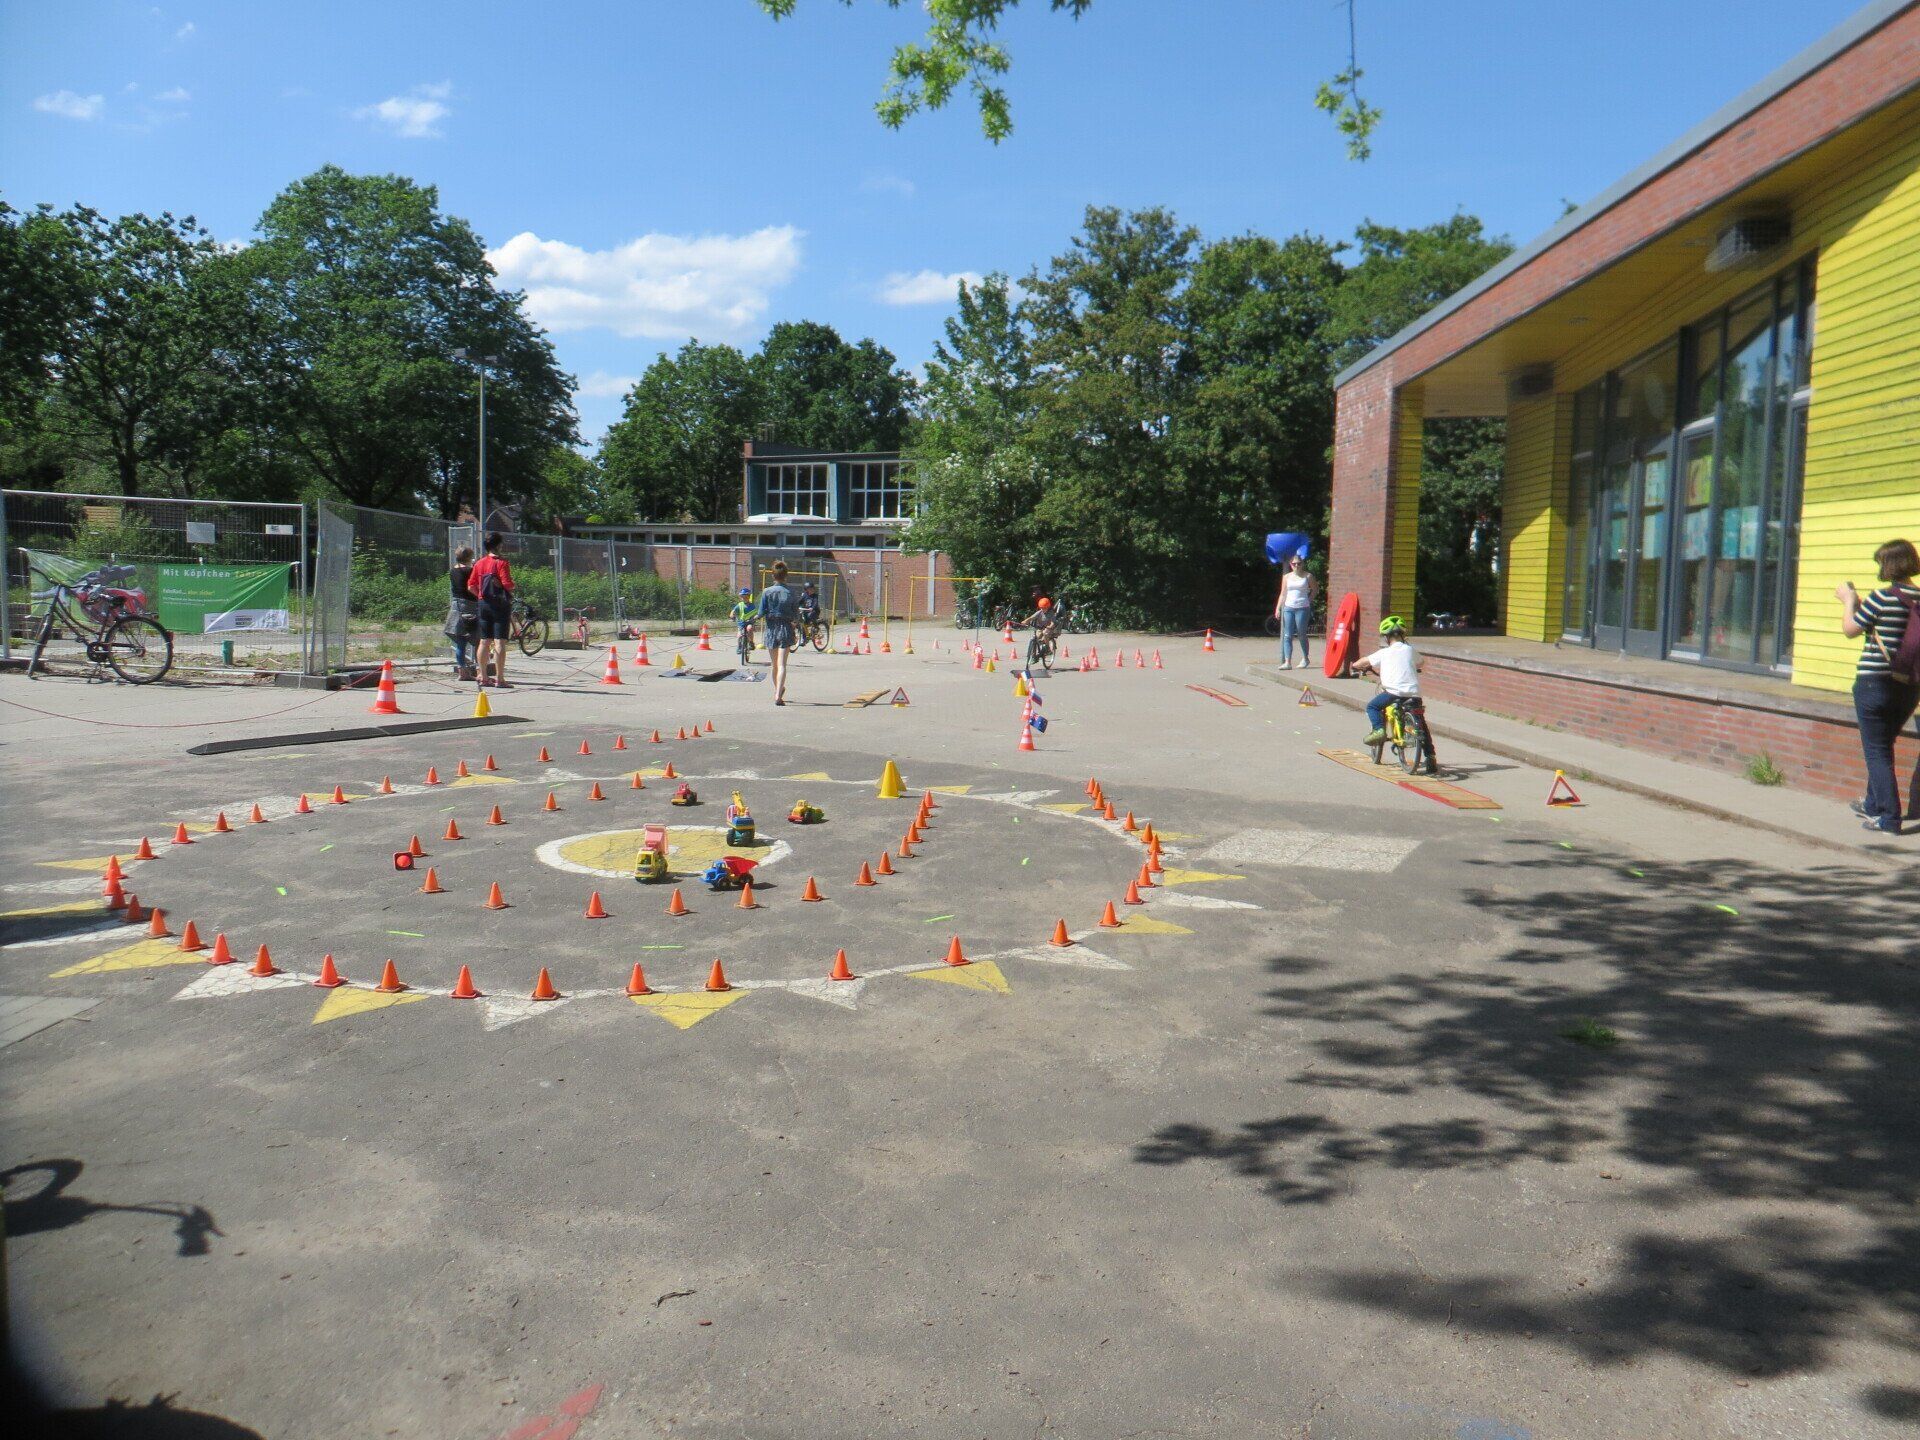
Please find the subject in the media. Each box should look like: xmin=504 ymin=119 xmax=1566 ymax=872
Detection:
xmin=3 ymin=1159 xmax=222 ymax=1258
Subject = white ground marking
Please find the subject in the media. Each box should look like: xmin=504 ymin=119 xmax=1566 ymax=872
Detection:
xmin=480 ymin=995 xmax=571 ymax=1030
xmin=998 ymin=943 xmax=1130 ymax=971
xmin=1202 ymin=828 xmax=1420 ymax=873
xmin=172 ymin=967 xmax=311 ymax=1000
xmin=2 ymin=920 xmax=134 ymax=950
xmin=4 ymin=878 xmax=112 ymax=896
xmin=1156 ymin=892 xmax=1262 ymax=911
xmin=744 ymin=976 xmax=867 ymax=1010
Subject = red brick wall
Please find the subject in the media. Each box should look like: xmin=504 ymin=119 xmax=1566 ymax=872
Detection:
xmin=1329 ymin=360 xmax=1400 ymax=639
xmin=1420 ymin=653 xmax=1917 ymax=802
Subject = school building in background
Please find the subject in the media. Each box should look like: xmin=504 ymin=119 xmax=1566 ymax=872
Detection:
xmin=1328 ymin=0 xmax=1920 ymax=799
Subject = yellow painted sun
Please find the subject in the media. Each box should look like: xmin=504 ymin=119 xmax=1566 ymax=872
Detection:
xmin=538 ymin=827 xmax=786 ymax=880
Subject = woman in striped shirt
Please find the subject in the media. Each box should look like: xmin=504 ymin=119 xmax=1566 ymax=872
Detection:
xmin=1839 ymin=537 xmax=1920 ymax=834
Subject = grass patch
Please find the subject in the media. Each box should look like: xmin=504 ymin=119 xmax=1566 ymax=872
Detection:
xmin=1744 ymin=752 xmax=1785 ymax=786
xmin=1560 ymin=1017 xmax=1619 ymax=1049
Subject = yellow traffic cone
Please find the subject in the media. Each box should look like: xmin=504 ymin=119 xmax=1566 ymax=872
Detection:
xmin=877 ymin=759 xmax=906 ymax=800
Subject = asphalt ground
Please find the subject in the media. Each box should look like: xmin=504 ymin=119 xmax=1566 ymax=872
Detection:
xmin=2 ymin=635 xmax=1915 ymax=1439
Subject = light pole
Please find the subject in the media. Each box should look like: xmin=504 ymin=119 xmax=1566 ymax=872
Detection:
xmin=452 ymin=349 xmax=500 ymax=532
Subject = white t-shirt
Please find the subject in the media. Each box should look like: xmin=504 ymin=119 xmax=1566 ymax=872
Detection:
xmin=1281 ymin=573 xmax=1313 ymax=611
xmin=1360 ymin=642 xmax=1419 ymax=696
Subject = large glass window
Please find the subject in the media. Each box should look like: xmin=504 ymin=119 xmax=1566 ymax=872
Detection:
xmin=762 ymin=463 xmax=831 ymax=517
xmin=844 ymin=460 xmax=911 ymax=520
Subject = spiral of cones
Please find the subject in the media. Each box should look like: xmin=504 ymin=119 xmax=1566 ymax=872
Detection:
xmin=1050 ymin=919 xmax=1073 ymax=947
xmin=424 ymin=766 xmax=440 ymax=786
xmin=443 ymin=818 xmax=463 ymax=841
xmin=584 ymin=891 xmax=608 ymax=919
xmin=171 ymin=822 xmax=195 ymax=845
xmin=876 ymin=852 xmax=896 ymax=877
xmin=943 ymin=936 xmax=969 ymax=967
xmin=135 ymin=836 xmax=156 ymax=860
xmin=544 ymin=791 xmax=560 ymax=812
xmin=377 ymin=960 xmax=405 ymax=993
xmin=1124 ymin=879 xmax=1144 ymax=905
xmin=450 ymin=965 xmax=481 ymax=999
xmin=486 ymin=804 xmax=505 ymax=826
xmin=829 ymin=949 xmax=856 ymax=982
xmin=250 ymin=945 xmax=278 ymax=978
xmin=801 ymin=876 xmax=823 ymax=902
xmin=456 ymin=760 xmax=470 ymax=778
xmin=630 ymin=771 xmax=645 ymax=790
xmin=704 ymin=959 xmax=731 ymax=992
xmin=854 ymin=861 xmax=876 ymax=887
xmin=177 ymin=920 xmax=206 ymax=953
xmin=588 ymin=782 xmax=605 ymax=802
xmin=1098 ymin=901 xmax=1122 ymax=929
xmin=625 ymin=962 xmax=653 ymax=996
xmin=208 ymin=933 xmax=235 ymax=965
xmin=314 ymin=954 xmax=344 ymax=988
xmin=666 ymin=888 xmax=689 ymax=916
xmin=147 ymin=908 xmax=170 ymax=938
xmin=483 ymin=881 xmax=508 ymax=910
xmin=737 ymin=880 xmax=758 ymax=910
xmin=418 ymin=867 xmax=445 ymax=894
xmin=213 ymin=811 xmax=232 ymax=834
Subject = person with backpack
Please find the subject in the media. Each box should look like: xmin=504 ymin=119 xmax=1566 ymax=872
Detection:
xmin=1839 ymin=538 xmax=1920 ymax=834
xmin=466 ymin=532 xmax=516 ymax=690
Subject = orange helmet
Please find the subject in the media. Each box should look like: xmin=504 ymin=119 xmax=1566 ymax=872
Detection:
xmin=1037 ymin=597 xmax=1052 ymax=610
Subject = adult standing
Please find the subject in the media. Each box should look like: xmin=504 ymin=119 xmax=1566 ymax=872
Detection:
xmin=1839 ymin=538 xmax=1920 ymax=834
xmin=758 ymin=560 xmax=798 ymax=706
xmin=445 ymin=546 xmax=478 ymax=681
xmin=466 ymin=532 xmax=516 ymax=690
xmin=1275 ymin=555 xmax=1316 ymax=669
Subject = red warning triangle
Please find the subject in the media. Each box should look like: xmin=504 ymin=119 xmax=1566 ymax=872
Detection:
xmin=1546 ymin=771 xmax=1583 ymax=806
xmin=890 ymin=687 xmax=910 ymax=707
xmin=1297 ymin=686 xmax=1318 ymax=707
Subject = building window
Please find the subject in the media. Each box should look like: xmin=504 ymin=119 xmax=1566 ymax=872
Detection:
xmin=1563 ymin=383 xmax=1601 ymax=639
xmin=844 ymin=460 xmax=911 ymax=520
xmin=762 ymin=463 xmax=831 ymax=517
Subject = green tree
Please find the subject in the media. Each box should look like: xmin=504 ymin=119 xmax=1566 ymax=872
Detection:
xmin=534 ymin=445 xmax=632 ymax=526
xmin=751 ymin=320 xmax=915 ymax=452
xmin=1328 ymin=215 xmax=1512 ymax=368
xmin=0 ymin=200 xmax=87 ymax=436
xmin=597 ymin=341 xmax=760 ymax=521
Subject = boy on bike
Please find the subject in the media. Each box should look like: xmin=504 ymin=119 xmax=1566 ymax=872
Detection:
xmin=798 ymin=582 xmax=821 ymax=626
xmin=1354 ymin=615 xmax=1421 ymax=746
xmin=730 ymin=588 xmax=756 ymax=653
xmin=1021 ymin=596 xmax=1064 ymax=643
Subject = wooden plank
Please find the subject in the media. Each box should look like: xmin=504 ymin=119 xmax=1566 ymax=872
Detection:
xmin=1316 ymin=747 xmax=1502 ymax=810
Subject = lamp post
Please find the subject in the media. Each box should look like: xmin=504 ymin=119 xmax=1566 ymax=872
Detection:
xmin=452 ymin=349 xmax=500 ymax=532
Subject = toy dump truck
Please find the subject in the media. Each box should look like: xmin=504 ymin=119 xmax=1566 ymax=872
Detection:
xmin=633 ymin=823 xmax=669 ymax=883
xmin=702 ymin=855 xmax=758 ymax=891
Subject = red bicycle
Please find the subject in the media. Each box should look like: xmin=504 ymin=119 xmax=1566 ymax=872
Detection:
xmin=26 ymin=563 xmax=173 ymax=684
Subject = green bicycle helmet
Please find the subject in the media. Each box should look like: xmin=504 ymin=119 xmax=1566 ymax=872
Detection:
xmin=1378 ymin=614 xmax=1407 ymax=635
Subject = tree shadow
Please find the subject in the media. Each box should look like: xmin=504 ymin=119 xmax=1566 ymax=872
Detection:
xmin=3 ymin=1159 xmax=222 ymax=1257
xmin=1133 ymin=841 xmax=1920 ymax=1384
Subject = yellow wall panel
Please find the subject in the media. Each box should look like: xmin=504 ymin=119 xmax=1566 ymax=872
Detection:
xmin=1390 ymin=389 xmax=1423 ymax=619
xmin=1502 ymin=395 xmax=1572 ymax=641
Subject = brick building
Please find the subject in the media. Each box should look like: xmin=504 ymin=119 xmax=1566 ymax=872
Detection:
xmin=1328 ymin=0 xmax=1920 ymax=800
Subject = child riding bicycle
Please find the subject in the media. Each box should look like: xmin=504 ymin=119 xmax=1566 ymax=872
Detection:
xmin=1353 ymin=615 xmax=1422 ymax=746
xmin=730 ymin=588 xmax=756 ymax=653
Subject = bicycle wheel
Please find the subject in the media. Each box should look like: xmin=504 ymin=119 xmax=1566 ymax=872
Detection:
xmin=810 ymin=620 xmax=831 ymax=653
xmin=1399 ymin=715 xmax=1430 ymax=775
xmin=104 ymin=615 xmax=173 ymax=684
xmin=518 ymin=617 xmax=548 ymax=657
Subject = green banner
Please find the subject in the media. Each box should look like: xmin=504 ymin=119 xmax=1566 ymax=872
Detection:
xmin=155 ymin=563 xmax=291 ymax=635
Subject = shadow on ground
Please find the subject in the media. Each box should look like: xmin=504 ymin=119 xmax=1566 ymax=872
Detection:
xmin=3 ymin=1159 xmax=221 ymax=1257
xmin=1135 ymin=840 xmax=1919 ymax=1386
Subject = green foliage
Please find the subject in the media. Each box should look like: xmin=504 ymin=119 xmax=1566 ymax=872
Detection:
xmin=1560 ymin=1018 xmax=1621 ymax=1050
xmin=1314 ymin=67 xmax=1382 ymax=162
xmin=1745 ymin=752 xmax=1786 ymax=787
xmin=752 ymin=321 xmax=915 ymax=453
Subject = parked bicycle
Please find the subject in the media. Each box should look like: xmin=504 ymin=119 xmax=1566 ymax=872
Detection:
xmin=510 ymin=598 xmax=548 ymax=656
xmin=26 ymin=563 xmax=173 ymax=684
xmin=1370 ymin=694 xmax=1439 ymax=776
xmin=565 ymin=606 xmax=594 ymax=646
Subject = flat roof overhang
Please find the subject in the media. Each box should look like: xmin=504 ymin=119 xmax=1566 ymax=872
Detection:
xmin=1338 ymin=0 xmax=1920 ymax=417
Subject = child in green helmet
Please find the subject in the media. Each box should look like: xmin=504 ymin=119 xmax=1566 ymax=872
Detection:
xmin=1354 ymin=615 xmax=1421 ymax=744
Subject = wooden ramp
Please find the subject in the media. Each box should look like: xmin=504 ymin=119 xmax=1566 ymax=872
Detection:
xmin=1317 ymin=748 xmax=1502 ymax=810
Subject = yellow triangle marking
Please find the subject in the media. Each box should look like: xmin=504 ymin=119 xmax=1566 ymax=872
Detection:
xmin=36 ymin=855 xmax=128 ymax=871
xmin=907 ymin=960 xmax=1010 ymax=994
xmin=51 ymin=938 xmax=206 ymax=978
xmin=312 ymin=988 xmax=428 ymax=1024
xmin=1154 ymin=831 xmax=1200 ymax=841
xmin=784 ymin=771 xmax=833 ymax=781
xmin=1157 ymin=868 xmax=1244 ymax=887
xmin=4 ymin=899 xmax=105 ymax=919
xmin=633 ymin=767 xmax=673 ymax=779
xmin=1037 ymin=802 xmax=1089 ymax=814
xmin=1114 ymin=914 xmax=1194 ymax=935
xmin=927 ymin=785 xmax=971 ymax=795
xmin=449 ymin=773 xmax=516 ymax=787
xmin=631 ymin=990 xmax=750 ymax=1029
xmin=302 ymin=792 xmax=349 ymax=806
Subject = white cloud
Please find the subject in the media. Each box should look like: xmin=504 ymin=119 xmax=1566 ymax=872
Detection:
xmin=33 ymin=90 xmax=105 ymax=121
xmin=488 ymin=226 xmax=804 ymax=339
xmin=353 ymin=83 xmax=452 ymax=139
xmin=877 ymin=269 xmax=983 ymax=306
xmin=156 ymin=86 xmax=191 ymax=102
xmin=862 ymin=173 xmax=916 ymax=199
xmin=175 ymin=21 xmax=196 ymax=40
xmin=577 ymin=371 xmax=640 ymax=399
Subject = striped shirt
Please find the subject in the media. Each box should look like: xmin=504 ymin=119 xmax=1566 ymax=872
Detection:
xmin=1854 ymin=583 xmax=1920 ymax=675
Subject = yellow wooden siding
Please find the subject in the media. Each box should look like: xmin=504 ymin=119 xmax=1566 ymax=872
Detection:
xmin=1390 ymin=389 xmax=1423 ymax=618
xmin=1501 ymin=395 xmax=1572 ymax=641
xmin=1794 ymin=125 xmax=1920 ymax=691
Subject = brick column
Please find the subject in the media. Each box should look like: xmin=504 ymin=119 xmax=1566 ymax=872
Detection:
xmin=1329 ymin=361 xmax=1413 ymax=640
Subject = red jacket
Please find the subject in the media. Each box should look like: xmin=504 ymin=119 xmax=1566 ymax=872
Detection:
xmin=467 ymin=554 xmax=514 ymax=602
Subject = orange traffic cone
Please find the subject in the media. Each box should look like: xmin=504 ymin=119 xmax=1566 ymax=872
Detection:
xmin=123 ymin=896 xmax=145 ymax=924
xmin=101 ymin=857 xmax=120 ymax=886
xmin=579 ymin=740 xmax=592 ymax=756
xmin=1137 ymin=862 xmax=1156 ymax=889
xmin=829 ymin=949 xmax=856 ymax=982
xmin=314 ymin=954 xmax=344 ymax=988
xmin=544 ymin=791 xmax=560 ymax=812
xmin=801 ymin=876 xmax=824 ymax=902
xmin=600 ymin=647 xmax=623 ymax=685
xmin=250 ymin=945 xmax=278 ymax=977
xmin=676 ymin=726 xmax=687 ymax=741
xmin=484 ymin=754 xmax=499 ymax=772
xmin=213 ymin=811 xmax=232 ymax=834
xmin=1124 ymin=879 xmax=1144 ymax=905
xmin=103 ymin=878 xmax=126 ymax=910
xmin=135 ymin=836 xmax=156 ymax=860
xmin=1018 ymin=723 xmax=1036 ymax=751
xmin=650 ymin=730 xmax=663 ymax=744
xmin=625 ymin=962 xmax=653 ymax=996
xmin=424 ymin=767 xmax=440 ymax=786
xmin=171 ymin=822 xmax=195 ymax=846
xmin=1152 ymin=649 xmax=1163 ymax=668
xmin=419 ymin=867 xmax=444 ymax=894
xmin=486 ymin=804 xmax=505 ymax=826
xmin=1098 ymin=901 xmax=1122 ymax=928
xmin=613 ymin=735 xmax=627 ymax=751
xmin=537 ymin=746 xmax=552 ymax=763
xmin=407 ymin=834 xmax=426 ymax=858
xmin=368 ymin=659 xmax=403 ymax=714
xmin=450 ymin=965 xmax=481 ymax=999
xmin=147 ymin=908 xmax=170 ymax=938
xmin=331 ymin=785 xmax=349 ymax=805
xmin=588 ymin=782 xmax=605 ymax=802
xmin=376 ymin=960 xmax=404 ymax=992
xmin=737 ymin=880 xmax=758 ymax=910
xmin=704 ymin=721 xmax=715 ymax=734
xmin=705 ymin=958 xmax=731 ymax=992
xmin=484 ymin=882 xmax=508 ymax=910
xmin=1123 ymin=811 xmax=1138 ymax=833
xmin=697 ymin=622 xmax=712 ymax=651
xmin=1148 ymin=851 xmax=1164 ymax=875
xmin=855 ymin=862 xmax=877 ymax=887
xmin=686 ymin=724 xmax=700 ymax=740
xmin=876 ymin=852 xmax=895 ymax=877
xmin=1102 ymin=801 xmax=1118 ymax=822
xmin=667 ymin=888 xmax=689 ymax=916
xmin=456 ymin=760 xmax=470 ymax=778
xmin=630 ymin=772 xmax=645 ymax=790
xmin=1203 ymin=629 xmax=1216 ymax=652
xmin=635 ymin=634 xmax=652 ymax=666
xmin=898 ymin=837 xmax=916 ymax=859
xmin=177 ymin=920 xmax=206 ymax=953
xmin=443 ymin=819 xmax=463 ymax=841
xmin=1050 ymin=919 xmax=1073 ymax=947
xmin=943 ymin=936 xmax=969 ymax=967
xmin=208 ymin=933 xmax=235 ymax=965
xmin=663 ymin=762 xmax=678 ymax=780
xmin=584 ymin=891 xmax=608 ymax=919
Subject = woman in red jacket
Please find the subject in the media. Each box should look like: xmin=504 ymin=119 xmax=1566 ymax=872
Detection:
xmin=466 ymin=532 xmax=516 ymax=689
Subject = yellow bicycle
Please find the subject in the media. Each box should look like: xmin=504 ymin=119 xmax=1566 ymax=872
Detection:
xmin=1371 ymin=695 xmax=1439 ymax=776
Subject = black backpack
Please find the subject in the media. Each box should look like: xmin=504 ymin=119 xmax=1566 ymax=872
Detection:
xmin=478 ymin=564 xmax=506 ymax=605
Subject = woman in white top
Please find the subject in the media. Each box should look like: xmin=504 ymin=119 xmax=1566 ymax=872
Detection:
xmin=1274 ymin=555 xmax=1316 ymax=668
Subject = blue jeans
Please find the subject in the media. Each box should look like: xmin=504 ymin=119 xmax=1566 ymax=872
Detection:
xmin=1280 ymin=608 xmax=1310 ymax=664
xmin=1853 ymin=673 xmax=1920 ymax=825
xmin=450 ymin=636 xmax=472 ymax=672
xmin=1367 ymin=691 xmax=1408 ymax=732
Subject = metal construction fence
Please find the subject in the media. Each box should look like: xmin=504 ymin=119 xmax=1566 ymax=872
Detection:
xmin=2 ymin=489 xmax=306 ymax=673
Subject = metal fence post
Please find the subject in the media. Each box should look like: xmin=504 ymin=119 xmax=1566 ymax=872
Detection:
xmin=298 ymin=501 xmax=311 ymax=673
xmin=552 ymin=538 xmax=565 ymax=625
xmin=0 ymin=487 xmax=11 ymax=664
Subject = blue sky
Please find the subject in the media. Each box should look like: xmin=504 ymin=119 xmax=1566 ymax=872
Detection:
xmin=2 ymin=0 xmax=1868 ymax=442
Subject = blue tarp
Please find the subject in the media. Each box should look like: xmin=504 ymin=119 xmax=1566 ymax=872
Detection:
xmin=1265 ymin=532 xmax=1312 ymax=566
